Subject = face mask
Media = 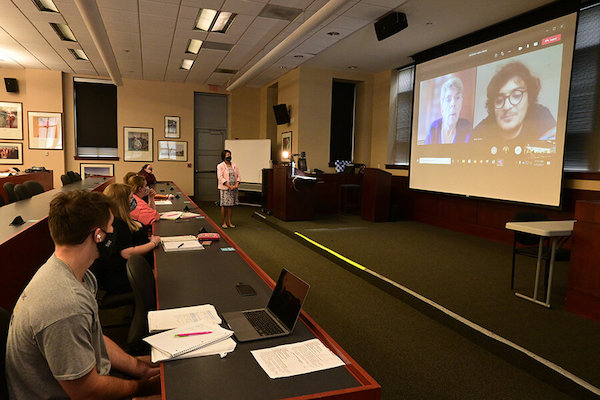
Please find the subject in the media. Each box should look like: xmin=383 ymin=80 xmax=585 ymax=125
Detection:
xmin=130 ymin=197 xmax=137 ymax=211
xmin=225 ymin=156 xmax=232 ymax=162
xmin=96 ymin=230 xmax=116 ymax=260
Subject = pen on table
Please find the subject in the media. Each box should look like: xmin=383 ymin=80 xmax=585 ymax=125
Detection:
xmin=177 ymin=242 xmax=184 ymax=248
xmin=175 ymin=331 xmax=212 ymax=337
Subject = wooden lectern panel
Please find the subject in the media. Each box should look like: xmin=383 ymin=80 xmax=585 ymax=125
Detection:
xmin=565 ymin=200 xmax=600 ymax=322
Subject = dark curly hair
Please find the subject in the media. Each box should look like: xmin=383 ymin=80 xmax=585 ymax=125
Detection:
xmin=221 ymin=149 xmax=231 ymax=161
xmin=485 ymin=61 xmax=540 ymax=116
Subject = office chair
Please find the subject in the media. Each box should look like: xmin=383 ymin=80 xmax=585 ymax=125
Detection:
xmin=73 ymin=172 xmax=82 ymax=181
xmin=3 ymin=183 xmax=16 ymax=204
xmin=13 ymin=184 xmax=32 ymax=201
xmin=67 ymin=171 xmax=81 ymax=182
xmin=510 ymin=211 xmax=570 ymax=292
xmin=1 ymin=307 xmax=10 ymax=400
xmin=0 ymin=196 xmax=4 ymax=207
xmin=60 ymin=174 xmax=72 ymax=186
xmin=23 ymin=180 xmax=44 ymax=196
xmin=126 ymin=255 xmax=157 ymax=354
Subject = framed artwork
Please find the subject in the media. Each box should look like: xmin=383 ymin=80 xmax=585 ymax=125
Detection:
xmin=164 ymin=116 xmax=180 ymax=138
xmin=0 ymin=142 xmax=23 ymax=164
xmin=80 ymin=163 xmax=114 ymax=178
xmin=281 ymin=131 xmax=292 ymax=162
xmin=0 ymin=102 xmax=23 ymax=140
xmin=124 ymin=127 xmax=153 ymax=162
xmin=28 ymin=111 xmax=63 ymax=150
xmin=157 ymin=140 xmax=187 ymax=161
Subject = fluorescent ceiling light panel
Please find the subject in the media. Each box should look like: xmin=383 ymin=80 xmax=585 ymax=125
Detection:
xmin=186 ymin=39 xmax=203 ymax=54
xmin=32 ymin=0 xmax=59 ymax=12
xmin=50 ymin=23 xmax=76 ymax=42
xmin=195 ymin=9 xmax=218 ymax=31
xmin=212 ymin=12 xmax=235 ymax=33
xmin=181 ymin=59 xmax=194 ymax=70
xmin=69 ymin=48 xmax=88 ymax=60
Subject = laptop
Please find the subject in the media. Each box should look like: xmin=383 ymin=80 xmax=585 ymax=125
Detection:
xmin=222 ymin=269 xmax=310 ymax=342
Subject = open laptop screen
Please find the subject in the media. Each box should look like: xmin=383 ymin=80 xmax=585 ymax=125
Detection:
xmin=267 ymin=269 xmax=310 ymax=330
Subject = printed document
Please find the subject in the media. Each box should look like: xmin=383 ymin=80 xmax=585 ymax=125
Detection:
xmin=251 ymin=339 xmax=345 ymax=379
xmin=148 ymin=304 xmax=221 ymax=332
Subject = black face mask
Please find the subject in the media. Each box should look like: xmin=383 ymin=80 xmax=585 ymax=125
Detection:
xmin=130 ymin=197 xmax=137 ymax=211
xmin=225 ymin=156 xmax=232 ymax=162
xmin=96 ymin=230 xmax=116 ymax=260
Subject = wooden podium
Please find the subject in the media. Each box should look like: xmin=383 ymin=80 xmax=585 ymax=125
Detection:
xmin=565 ymin=200 xmax=600 ymax=322
xmin=361 ymin=168 xmax=391 ymax=222
xmin=272 ymin=165 xmax=316 ymax=221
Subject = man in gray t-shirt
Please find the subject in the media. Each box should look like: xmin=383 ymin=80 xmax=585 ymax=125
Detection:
xmin=5 ymin=190 xmax=160 ymax=399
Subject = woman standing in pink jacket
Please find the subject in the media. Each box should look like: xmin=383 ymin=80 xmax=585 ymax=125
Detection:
xmin=216 ymin=149 xmax=241 ymax=228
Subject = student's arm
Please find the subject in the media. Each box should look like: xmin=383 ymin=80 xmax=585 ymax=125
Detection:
xmin=147 ymin=188 xmax=157 ymax=209
xmin=58 ymin=368 xmax=159 ymax=400
xmin=104 ymin=335 xmax=160 ymax=380
xmin=120 ymin=235 xmax=161 ymax=259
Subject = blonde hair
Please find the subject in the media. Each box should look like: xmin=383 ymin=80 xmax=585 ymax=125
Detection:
xmin=103 ymin=183 xmax=139 ymax=231
xmin=128 ymin=175 xmax=147 ymax=195
xmin=123 ymin=171 xmax=137 ymax=184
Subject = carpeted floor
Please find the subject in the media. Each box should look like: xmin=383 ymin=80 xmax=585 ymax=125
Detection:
xmin=197 ymin=201 xmax=599 ymax=400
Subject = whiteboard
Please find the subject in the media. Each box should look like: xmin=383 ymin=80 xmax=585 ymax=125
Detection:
xmin=224 ymin=139 xmax=271 ymax=184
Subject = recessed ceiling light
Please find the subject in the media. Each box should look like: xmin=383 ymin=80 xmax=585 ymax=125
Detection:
xmin=32 ymin=0 xmax=58 ymax=12
xmin=69 ymin=48 xmax=88 ymax=60
xmin=180 ymin=59 xmax=194 ymax=70
xmin=186 ymin=39 xmax=203 ymax=55
xmin=195 ymin=9 xmax=236 ymax=33
xmin=50 ymin=23 xmax=76 ymax=42
xmin=327 ymin=31 xmax=340 ymax=36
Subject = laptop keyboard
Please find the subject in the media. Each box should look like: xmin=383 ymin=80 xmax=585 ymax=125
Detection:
xmin=243 ymin=310 xmax=284 ymax=336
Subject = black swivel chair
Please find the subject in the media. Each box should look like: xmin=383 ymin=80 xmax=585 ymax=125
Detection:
xmin=3 ymin=183 xmax=16 ymax=204
xmin=126 ymin=255 xmax=157 ymax=354
xmin=67 ymin=171 xmax=81 ymax=182
xmin=60 ymin=174 xmax=72 ymax=186
xmin=510 ymin=211 xmax=570 ymax=292
xmin=23 ymin=180 xmax=44 ymax=196
xmin=0 ymin=196 xmax=4 ymax=207
xmin=13 ymin=184 xmax=32 ymax=201
xmin=1 ymin=307 xmax=10 ymax=400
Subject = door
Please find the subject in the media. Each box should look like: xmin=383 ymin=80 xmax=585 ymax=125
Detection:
xmin=194 ymin=93 xmax=228 ymax=201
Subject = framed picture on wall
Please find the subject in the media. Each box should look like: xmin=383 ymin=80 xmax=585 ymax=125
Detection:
xmin=80 ymin=163 xmax=114 ymax=178
xmin=157 ymin=140 xmax=187 ymax=161
xmin=28 ymin=111 xmax=63 ymax=150
xmin=281 ymin=131 xmax=292 ymax=162
xmin=164 ymin=116 xmax=180 ymax=138
xmin=124 ymin=127 xmax=153 ymax=162
xmin=0 ymin=102 xmax=23 ymax=140
xmin=0 ymin=142 xmax=23 ymax=164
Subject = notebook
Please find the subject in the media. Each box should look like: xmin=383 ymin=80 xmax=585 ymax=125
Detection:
xmin=222 ymin=269 xmax=310 ymax=342
xmin=143 ymin=322 xmax=233 ymax=358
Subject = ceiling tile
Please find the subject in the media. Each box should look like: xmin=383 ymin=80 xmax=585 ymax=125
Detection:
xmin=139 ymin=0 xmax=180 ymax=18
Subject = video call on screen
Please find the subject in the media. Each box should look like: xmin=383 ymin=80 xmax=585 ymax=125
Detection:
xmin=409 ymin=13 xmax=577 ymax=207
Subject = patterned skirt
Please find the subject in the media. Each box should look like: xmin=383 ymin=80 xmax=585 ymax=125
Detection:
xmin=220 ymin=189 xmax=239 ymax=207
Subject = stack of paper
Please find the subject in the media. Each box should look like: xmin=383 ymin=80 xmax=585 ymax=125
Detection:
xmin=160 ymin=211 xmax=202 ymax=220
xmin=155 ymin=199 xmax=173 ymax=206
xmin=144 ymin=322 xmax=234 ymax=362
xmin=161 ymin=235 xmax=204 ymax=252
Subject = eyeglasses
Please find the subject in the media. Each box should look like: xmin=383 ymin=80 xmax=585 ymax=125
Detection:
xmin=494 ymin=88 xmax=526 ymax=109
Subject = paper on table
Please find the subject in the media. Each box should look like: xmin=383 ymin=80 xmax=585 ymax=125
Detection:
xmin=161 ymin=235 xmax=197 ymax=242
xmin=148 ymin=304 xmax=221 ymax=332
xmin=143 ymin=322 xmax=233 ymax=358
xmin=155 ymin=200 xmax=173 ymax=205
xmin=160 ymin=211 xmax=202 ymax=220
xmin=251 ymin=339 xmax=345 ymax=379
xmin=151 ymin=337 xmax=237 ymax=362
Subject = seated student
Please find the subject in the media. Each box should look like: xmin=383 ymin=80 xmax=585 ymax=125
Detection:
xmin=128 ymin=175 xmax=159 ymax=226
xmin=5 ymin=190 xmax=160 ymax=399
xmin=123 ymin=171 xmax=138 ymax=184
xmin=92 ymin=183 xmax=161 ymax=294
xmin=138 ymin=164 xmax=157 ymax=185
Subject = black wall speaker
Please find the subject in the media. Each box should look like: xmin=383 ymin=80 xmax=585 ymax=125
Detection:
xmin=374 ymin=12 xmax=408 ymax=41
xmin=273 ymin=104 xmax=290 ymax=125
xmin=4 ymin=78 xmax=18 ymax=93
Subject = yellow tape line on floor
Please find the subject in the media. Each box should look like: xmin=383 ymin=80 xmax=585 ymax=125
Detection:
xmin=294 ymin=232 xmax=366 ymax=271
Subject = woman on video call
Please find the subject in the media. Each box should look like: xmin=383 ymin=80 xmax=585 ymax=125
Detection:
xmin=473 ymin=61 xmax=556 ymax=142
xmin=424 ymin=76 xmax=472 ymax=144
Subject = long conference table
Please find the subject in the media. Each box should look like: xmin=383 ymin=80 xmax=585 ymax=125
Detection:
xmin=0 ymin=176 xmax=114 ymax=311
xmin=152 ymin=181 xmax=380 ymax=400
